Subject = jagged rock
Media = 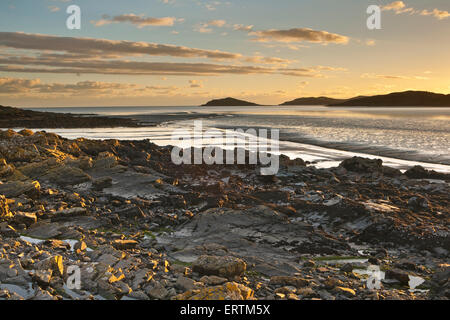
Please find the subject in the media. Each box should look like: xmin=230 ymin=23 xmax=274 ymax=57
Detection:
xmin=93 ymin=152 xmax=118 ymax=169
xmin=34 ymin=256 xmax=64 ymax=277
xmin=0 ymin=222 xmax=18 ymax=237
xmin=13 ymin=211 xmax=37 ymax=226
xmin=174 ymin=282 xmax=254 ymax=300
xmin=192 ymin=255 xmax=246 ymax=278
xmin=0 ymin=195 xmax=10 ymax=217
xmin=0 ymin=180 xmax=40 ymax=199
xmin=340 ymin=157 xmax=401 ymax=176
xmin=33 ymin=269 xmax=53 ymax=286
xmin=112 ymin=239 xmax=138 ymax=250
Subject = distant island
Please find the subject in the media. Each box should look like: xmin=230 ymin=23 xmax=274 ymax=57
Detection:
xmin=202 ymin=97 xmax=261 ymax=107
xmin=0 ymin=105 xmax=141 ymax=128
xmin=330 ymin=91 xmax=450 ymax=107
xmin=280 ymin=97 xmax=346 ymax=106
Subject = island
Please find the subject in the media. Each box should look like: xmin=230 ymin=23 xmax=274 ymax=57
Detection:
xmin=330 ymin=91 xmax=450 ymax=107
xmin=280 ymin=97 xmax=346 ymax=106
xmin=201 ymin=97 xmax=261 ymax=107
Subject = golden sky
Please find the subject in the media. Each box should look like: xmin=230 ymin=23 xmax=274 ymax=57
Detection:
xmin=0 ymin=0 xmax=449 ymax=107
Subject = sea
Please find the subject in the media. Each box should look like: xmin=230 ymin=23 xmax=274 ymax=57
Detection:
xmin=24 ymin=106 xmax=450 ymax=173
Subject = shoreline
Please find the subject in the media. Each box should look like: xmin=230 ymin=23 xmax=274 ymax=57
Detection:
xmin=0 ymin=128 xmax=448 ymax=300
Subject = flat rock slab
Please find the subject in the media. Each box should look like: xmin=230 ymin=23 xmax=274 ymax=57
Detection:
xmin=159 ymin=205 xmax=351 ymax=277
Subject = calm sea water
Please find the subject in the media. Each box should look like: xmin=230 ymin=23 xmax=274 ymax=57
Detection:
xmin=26 ymin=106 xmax=450 ymax=171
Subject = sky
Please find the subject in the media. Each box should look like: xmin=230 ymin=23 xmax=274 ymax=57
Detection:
xmin=0 ymin=0 xmax=449 ymax=107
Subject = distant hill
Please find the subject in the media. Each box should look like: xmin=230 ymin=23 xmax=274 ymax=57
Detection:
xmin=330 ymin=91 xmax=450 ymax=107
xmin=280 ymin=97 xmax=346 ymax=106
xmin=202 ymin=97 xmax=261 ymax=107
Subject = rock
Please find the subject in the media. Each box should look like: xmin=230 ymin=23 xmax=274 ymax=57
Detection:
xmin=112 ymin=239 xmax=138 ymax=250
xmin=145 ymin=281 xmax=169 ymax=300
xmin=34 ymin=256 xmax=64 ymax=277
xmin=115 ymin=205 xmax=146 ymax=218
xmin=0 ymin=222 xmax=18 ymax=237
xmin=74 ymin=241 xmax=87 ymax=253
xmin=33 ymin=270 xmax=53 ymax=286
xmin=93 ymin=152 xmax=118 ymax=169
xmin=174 ymin=282 xmax=254 ymax=300
xmin=175 ymin=276 xmax=197 ymax=292
xmin=340 ymin=263 xmax=354 ymax=273
xmin=405 ymin=165 xmax=450 ymax=181
xmin=303 ymin=260 xmax=316 ymax=268
xmin=340 ymin=157 xmax=383 ymax=173
xmin=0 ymin=180 xmax=40 ymax=199
xmin=200 ymin=275 xmax=228 ymax=286
xmin=13 ymin=211 xmax=37 ymax=226
xmin=192 ymin=255 xmax=247 ymax=278
xmin=334 ymin=286 xmax=356 ymax=297
xmin=385 ymin=269 xmax=410 ymax=285
xmin=0 ymin=195 xmax=10 ymax=217
xmin=56 ymin=207 xmax=88 ymax=217
xmin=42 ymin=166 xmax=91 ymax=186
xmin=408 ymin=196 xmax=429 ymax=209
xmin=92 ymin=177 xmax=113 ymax=190
xmin=269 ymin=276 xmax=310 ymax=288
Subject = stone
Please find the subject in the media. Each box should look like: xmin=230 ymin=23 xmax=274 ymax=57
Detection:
xmin=34 ymin=256 xmax=64 ymax=277
xmin=340 ymin=157 xmax=383 ymax=173
xmin=145 ymin=281 xmax=169 ymax=300
xmin=269 ymin=276 xmax=310 ymax=288
xmin=340 ymin=263 xmax=354 ymax=273
xmin=199 ymin=275 xmax=228 ymax=286
xmin=33 ymin=269 xmax=53 ymax=286
xmin=385 ymin=269 xmax=410 ymax=285
xmin=0 ymin=180 xmax=40 ymax=199
xmin=175 ymin=276 xmax=197 ymax=292
xmin=55 ymin=207 xmax=88 ymax=217
xmin=173 ymin=282 xmax=254 ymax=300
xmin=92 ymin=177 xmax=113 ymax=190
xmin=112 ymin=239 xmax=138 ymax=250
xmin=13 ymin=211 xmax=37 ymax=226
xmin=74 ymin=241 xmax=87 ymax=253
xmin=0 ymin=195 xmax=10 ymax=217
xmin=334 ymin=286 xmax=356 ymax=297
xmin=43 ymin=166 xmax=91 ymax=186
xmin=192 ymin=255 xmax=246 ymax=278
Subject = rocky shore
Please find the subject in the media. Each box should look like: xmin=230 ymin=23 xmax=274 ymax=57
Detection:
xmin=0 ymin=105 xmax=141 ymax=128
xmin=0 ymin=129 xmax=448 ymax=300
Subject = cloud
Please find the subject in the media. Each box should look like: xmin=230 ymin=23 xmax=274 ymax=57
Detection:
xmin=48 ymin=6 xmax=60 ymax=12
xmin=0 ymin=77 xmax=180 ymax=97
xmin=420 ymin=9 xmax=450 ymax=20
xmin=189 ymin=80 xmax=203 ymax=88
xmin=0 ymin=54 xmax=338 ymax=77
xmin=208 ymin=20 xmax=226 ymax=27
xmin=0 ymin=32 xmax=242 ymax=60
xmin=233 ymin=24 xmax=254 ymax=32
xmin=361 ymin=73 xmax=429 ymax=80
xmin=382 ymin=1 xmax=449 ymax=20
xmin=92 ymin=14 xmax=176 ymax=28
xmin=0 ymin=32 xmax=344 ymax=78
xmin=249 ymin=28 xmax=349 ymax=44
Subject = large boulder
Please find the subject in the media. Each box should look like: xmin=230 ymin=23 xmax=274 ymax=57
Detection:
xmin=174 ymin=282 xmax=254 ymax=300
xmin=405 ymin=165 xmax=450 ymax=181
xmin=192 ymin=255 xmax=246 ymax=278
xmin=42 ymin=166 xmax=91 ymax=186
xmin=0 ymin=180 xmax=41 ymax=199
xmin=339 ymin=157 xmax=401 ymax=176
